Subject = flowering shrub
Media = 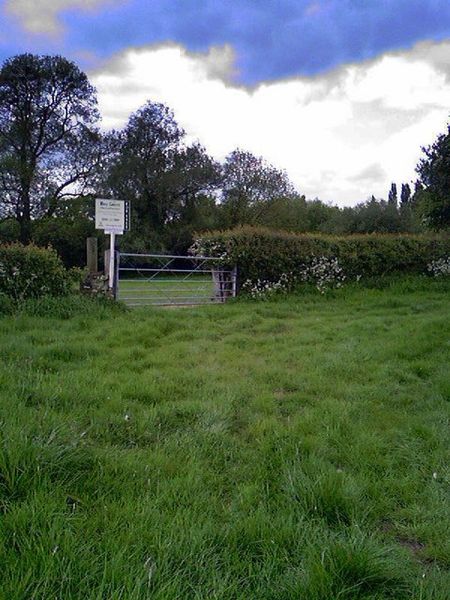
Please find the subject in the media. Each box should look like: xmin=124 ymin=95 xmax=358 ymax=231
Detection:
xmin=188 ymin=238 xmax=230 ymax=265
xmin=427 ymin=257 xmax=450 ymax=277
xmin=0 ymin=243 xmax=69 ymax=301
xmin=299 ymin=256 xmax=346 ymax=293
xmin=242 ymin=257 xmax=346 ymax=298
xmin=242 ymin=273 xmax=291 ymax=299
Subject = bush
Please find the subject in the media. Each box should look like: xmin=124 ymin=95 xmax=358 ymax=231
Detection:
xmin=32 ymin=216 xmax=100 ymax=268
xmin=0 ymin=293 xmax=14 ymax=315
xmin=427 ymin=256 xmax=450 ymax=277
xmin=193 ymin=226 xmax=450 ymax=289
xmin=0 ymin=243 xmax=69 ymax=301
xmin=0 ymin=219 xmax=20 ymax=244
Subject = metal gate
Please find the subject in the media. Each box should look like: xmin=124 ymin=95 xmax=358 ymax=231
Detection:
xmin=116 ymin=253 xmax=237 ymax=307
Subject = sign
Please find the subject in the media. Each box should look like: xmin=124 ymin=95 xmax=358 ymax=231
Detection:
xmin=95 ymin=199 xmax=130 ymax=234
xmin=95 ymin=198 xmax=130 ymax=292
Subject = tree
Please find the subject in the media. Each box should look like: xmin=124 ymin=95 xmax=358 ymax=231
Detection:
xmin=105 ymin=101 xmax=221 ymax=251
xmin=165 ymin=143 xmax=221 ymax=222
xmin=0 ymin=53 xmax=102 ymax=242
xmin=351 ymin=196 xmax=402 ymax=233
xmin=400 ymin=183 xmax=411 ymax=207
xmin=105 ymin=101 xmax=184 ymax=234
xmin=415 ymin=126 xmax=450 ymax=230
xmin=388 ymin=183 xmax=397 ymax=206
xmin=221 ymin=149 xmax=296 ymax=226
xmin=161 ymin=143 xmax=221 ymax=252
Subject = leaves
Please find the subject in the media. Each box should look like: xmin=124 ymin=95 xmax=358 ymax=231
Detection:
xmin=0 ymin=54 xmax=101 ymax=241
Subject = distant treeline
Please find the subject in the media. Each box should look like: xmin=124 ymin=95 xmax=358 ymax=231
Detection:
xmin=0 ymin=54 xmax=448 ymax=267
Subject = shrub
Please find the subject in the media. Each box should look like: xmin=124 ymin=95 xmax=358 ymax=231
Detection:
xmin=32 ymin=216 xmax=100 ymax=268
xmin=298 ymin=255 xmax=346 ymax=293
xmin=0 ymin=219 xmax=20 ymax=243
xmin=241 ymin=273 xmax=291 ymax=299
xmin=427 ymin=256 xmax=450 ymax=277
xmin=193 ymin=227 xmax=450 ymax=289
xmin=0 ymin=293 xmax=14 ymax=315
xmin=0 ymin=243 xmax=69 ymax=301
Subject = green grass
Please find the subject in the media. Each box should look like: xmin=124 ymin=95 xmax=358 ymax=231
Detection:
xmin=0 ymin=278 xmax=449 ymax=599
xmin=118 ymin=276 xmax=216 ymax=306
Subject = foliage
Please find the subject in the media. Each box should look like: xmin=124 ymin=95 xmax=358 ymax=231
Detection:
xmin=0 ymin=219 xmax=20 ymax=243
xmin=400 ymin=183 xmax=412 ymax=207
xmin=32 ymin=206 xmax=98 ymax=268
xmin=0 ymin=54 xmax=102 ymax=243
xmin=221 ymin=148 xmax=297 ymax=226
xmin=2 ymin=197 xmax=101 ymax=269
xmin=241 ymin=273 xmax=291 ymax=299
xmin=0 ymin=282 xmax=449 ymax=597
xmin=0 ymin=293 xmax=13 ymax=315
xmin=241 ymin=256 xmax=346 ymax=298
xmin=194 ymin=226 xmax=450 ymax=285
xmin=427 ymin=256 xmax=450 ymax=277
xmin=105 ymin=103 xmax=220 ymax=233
xmin=388 ymin=183 xmax=397 ymax=205
xmin=298 ymin=255 xmax=346 ymax=293
xmin=415 ymin=125 xmax=450 ymax=230
xmin=216 ymin=193 xmax=421 ymax=237
xmin=0 ymin=243 xmax=69 ymax=301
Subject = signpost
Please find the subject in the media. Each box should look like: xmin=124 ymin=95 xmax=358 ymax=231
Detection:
xmin=95 ymin=199 xmax=130 ymax=291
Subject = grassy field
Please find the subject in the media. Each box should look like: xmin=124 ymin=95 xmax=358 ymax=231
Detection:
xmin=117 ymin=276 xmax=216 ymax=306
xmin=0 ymin=278 xmax=449 ymax=599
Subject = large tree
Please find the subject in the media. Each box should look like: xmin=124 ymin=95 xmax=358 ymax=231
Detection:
xmin=105 ymin=101 xmax=184 ymax=233
xmin=0 ymin=53 xmax=102 ymax=242
xmin=105 ymin=101 xmax=221 ymax=249
xmin=415 ymin=125 xmax=450 ymax=230
xmin=221 ymin=149 xmax=296 ymax=226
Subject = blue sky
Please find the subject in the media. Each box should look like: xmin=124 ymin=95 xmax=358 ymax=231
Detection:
xmin=1 ymin=1 xmax=450 ymax=204
xmin=2 ymin=0 xmax=450 ymax=83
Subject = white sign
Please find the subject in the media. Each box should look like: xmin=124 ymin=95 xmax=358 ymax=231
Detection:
xmin=95 ymin=198 xmax=130 ymax=292
xmin=95 ymin=198 xmax=125 ymax=233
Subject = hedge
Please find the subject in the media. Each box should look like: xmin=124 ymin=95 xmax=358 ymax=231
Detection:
xmin=193 ymin=226 xmax=450 ymax=284
xmin=0 ymin=243 xmax=69 ymax=301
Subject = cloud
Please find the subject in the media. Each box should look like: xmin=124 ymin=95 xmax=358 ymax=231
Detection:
xmin=90 ymin=40 xmax=450 ymax=206
xmin=350 ymin=164 xmax=386 ymax=184
xmin=4 ymin=0 xmax=450 ymax=84
xmin=4 ymin=0 xmax=123 ymax=34
xmin=56 ymin=0 xmax=450 ymax=84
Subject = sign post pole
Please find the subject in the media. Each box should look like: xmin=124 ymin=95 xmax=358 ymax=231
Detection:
xmin=108 ymin=231 xmax=116 ymax=290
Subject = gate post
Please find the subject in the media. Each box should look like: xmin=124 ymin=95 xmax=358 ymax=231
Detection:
xmin=114 ymin=251 xmax=120 ymax=300
xmin=231 ymin=266 xmax=238 ymax=298
xmin=86 ymin=237 xmax=98 ymax=273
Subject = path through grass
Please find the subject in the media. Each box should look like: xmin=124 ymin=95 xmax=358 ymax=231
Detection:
xmin=0 ymin=279 xmax=449 ymax=598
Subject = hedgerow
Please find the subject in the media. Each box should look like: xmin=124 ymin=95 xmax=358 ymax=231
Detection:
xmin=0 ymin=243 xmax=69 ymax=301
xmin=192 ymin=227 xmax=450 ymax=292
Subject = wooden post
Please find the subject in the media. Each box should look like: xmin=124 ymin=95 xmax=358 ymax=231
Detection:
xmin=86 ymin=237 xmax=98 ymax=273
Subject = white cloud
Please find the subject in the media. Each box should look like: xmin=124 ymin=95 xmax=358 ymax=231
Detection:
xmin=90 ymin=40 xmax=450 ymax=205
xmin=4 ymin=0 xmax=122 ymax=34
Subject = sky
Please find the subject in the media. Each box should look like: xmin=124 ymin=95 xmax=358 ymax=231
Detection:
xmin=1 ymin=0 xmax=450 ymax=205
